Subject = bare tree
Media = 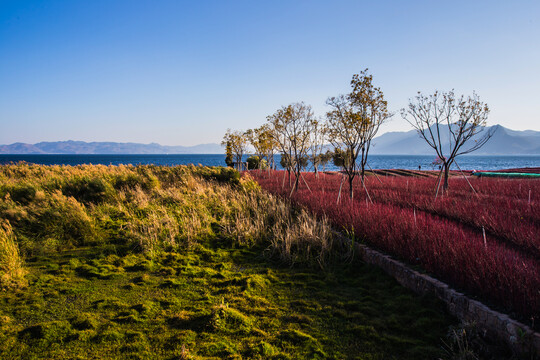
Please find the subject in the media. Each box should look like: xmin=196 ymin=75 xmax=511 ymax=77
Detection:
xmin=326 ymin=94 xmax=363 ymax=199
xmin=401 ymin=90 xmax=494 ymax=190
xmin=268 ymin=107 xmax=293 ymax=184
xmin=267 ymin=102 xmax=315 ymax=192
xmin=350 ymin=70 xmax=392 ymax=182
xmin=222 ymin=129 xmax=248 ymax=171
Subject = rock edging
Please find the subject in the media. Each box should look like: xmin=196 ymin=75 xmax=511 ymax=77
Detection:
xmin=352 ymin=241 xmax=540 ymax=357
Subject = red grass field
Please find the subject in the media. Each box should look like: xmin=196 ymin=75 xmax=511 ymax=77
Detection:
xmin=250 ymin=170 xmax=540 ymax=326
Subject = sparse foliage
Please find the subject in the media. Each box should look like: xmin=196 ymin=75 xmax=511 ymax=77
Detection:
xmin=222 ymin=129 xmax=248 ymax=171
xmin=326 ymin=95 xmax=362 ymax=199
xmin=349 ymin=70 xmax=392 ymax=181
xmin=246 ymin=125 xmax=278 ymax=170
xmin=267 ymin=102 xmax=316 ymax=192
xmin=326 ymin=70 xmax=391 ymax=198
xmin=401 ymin=90 xmax=493 ymax=190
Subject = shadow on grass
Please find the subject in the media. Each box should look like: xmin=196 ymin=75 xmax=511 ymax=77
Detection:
xmin=0 ymin=239 xmax=467 ymax=360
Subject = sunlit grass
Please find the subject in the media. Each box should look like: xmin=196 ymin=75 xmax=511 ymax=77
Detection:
xmin=0 ymin=164 xmax=462 ymax=359
xmin=0 ymin=221 xmax=27 ymax=288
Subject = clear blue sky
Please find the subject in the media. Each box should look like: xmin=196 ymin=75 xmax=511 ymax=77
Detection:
xmin=1 ymin=0 xmax=539 ymax=145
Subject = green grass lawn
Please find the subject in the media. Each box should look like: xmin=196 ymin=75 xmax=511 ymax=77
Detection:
xmin=1 ymin=238 xmax=455 ymax=359
xmin=0 ymin=164 xmax=459 ymax=359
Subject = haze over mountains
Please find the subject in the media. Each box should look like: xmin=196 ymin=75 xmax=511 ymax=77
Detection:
xmin=1 ymin=125 xmax=539 ymax=155
xmin=370 ymin=125 xmax=540 ymax=155
xmin=0 ymin=141 xmax=223 ymax=155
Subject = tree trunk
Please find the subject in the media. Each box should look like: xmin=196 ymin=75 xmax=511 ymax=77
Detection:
xmin=348 ymin=175 xmax=354 ymax=199
xmin=360 ymin=147 xmax=366 ymax=183
xmin=443 ymin=163 xmax=450 ymax=191
xmin=287 ymin=168 xmax=291 ymax=186
xmin=293 ymin=172 xmax=300 ymax=192
xmin=293 ymin=162 xmax=302 ymax=192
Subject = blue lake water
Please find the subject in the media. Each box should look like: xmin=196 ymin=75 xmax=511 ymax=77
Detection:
xmin=0 ymin=154 xmax=539 ymax=171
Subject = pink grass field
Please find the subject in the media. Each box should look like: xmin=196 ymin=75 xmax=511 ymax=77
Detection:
xmin=250 ymin=170 xmax=540 ymax=326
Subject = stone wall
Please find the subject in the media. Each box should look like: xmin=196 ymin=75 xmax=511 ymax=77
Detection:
xmin=353 ymin=242 xmax=540 ymax=358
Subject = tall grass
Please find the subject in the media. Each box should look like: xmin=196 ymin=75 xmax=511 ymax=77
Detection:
xmin=218 ymin=179 xmax=350 ymax=267
xmin=0 ymin=164 xmax=346 ymax=276
xmin=350 ymin=175 xmax=540 ymax=257
xmin=0 ymin=220 xmax=27 ymax=288
xmin=251 ymin=170 xmax=540 ymax=325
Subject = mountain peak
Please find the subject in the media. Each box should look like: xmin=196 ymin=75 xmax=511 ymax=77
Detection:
xmin=0 ymin=141 xmax=224 ymax=155
xmin=372 ymin=124 xmax=540 ymax=155
xmin=1 ymin=125 xmax=538 ymax=155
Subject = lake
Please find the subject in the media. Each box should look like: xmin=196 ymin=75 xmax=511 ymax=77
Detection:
xmin=0 ymin=154 xmax=539 ymax=171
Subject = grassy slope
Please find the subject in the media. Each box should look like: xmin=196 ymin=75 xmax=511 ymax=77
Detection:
xmin=0 ymin=164 xmax=457 ymax=359
xmin=1 ymin=241 xmax=454 ymax=359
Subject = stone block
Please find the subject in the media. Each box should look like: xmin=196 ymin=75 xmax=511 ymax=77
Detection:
xmin=351 ymin=240 xmax=539 ymax=357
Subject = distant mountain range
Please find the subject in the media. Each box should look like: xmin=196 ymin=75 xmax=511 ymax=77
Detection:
xmin=370 ymin=124 xmax=540 ymax=155
xmin=0 ymin=125 xmax=538 ymax=155
xmin=0 ymin=140 xmax=224 ymax=155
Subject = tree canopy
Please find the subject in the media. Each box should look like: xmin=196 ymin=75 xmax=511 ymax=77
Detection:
xmin=326 ymin=70 xmax=391 ymax=199
xmin=267 ymin=102 xmax=316 ymax=192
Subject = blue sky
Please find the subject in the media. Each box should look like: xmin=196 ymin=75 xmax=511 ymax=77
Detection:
xmin=1 ymin=0 xmax=539 ymax=145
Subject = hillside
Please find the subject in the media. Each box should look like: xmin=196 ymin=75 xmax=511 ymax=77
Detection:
xmin=370 ymin=125 xmax=540 ymax=155
xmin=1 ymin=125 xmax=538 ymax=155
xmin=0 ymin=140 xmax=223 ymax=154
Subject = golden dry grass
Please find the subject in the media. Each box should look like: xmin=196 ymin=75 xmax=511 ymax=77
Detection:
xmin=0 ymin=164 xmax=350 ymax=270
xmin=0 ymin=220 xmax=27 ymax=288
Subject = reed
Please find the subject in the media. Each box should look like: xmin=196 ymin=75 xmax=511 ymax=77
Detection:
xmin=0 ymin=220 xmax=27 ymax=288
xmin=0 ymin=164 xmax=346 ymax=269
